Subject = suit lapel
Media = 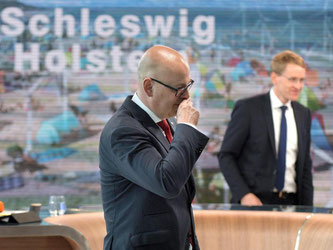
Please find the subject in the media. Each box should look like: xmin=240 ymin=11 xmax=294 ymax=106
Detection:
xmin=144 ymin=119 xmax=171 ymax=150
xmin=122 ymin=96 xmax=194 ymax=200
xmin=122 ymin=96 xmax=170 ymax=151
xmin=263 ymin=93 xmax=276 ymax=157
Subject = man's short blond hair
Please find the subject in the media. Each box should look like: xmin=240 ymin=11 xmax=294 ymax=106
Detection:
xmin=271 ymin=50 xmax=306 ymax=75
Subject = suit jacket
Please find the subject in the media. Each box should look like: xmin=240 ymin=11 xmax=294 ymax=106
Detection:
xmin=218 ymin=92 xmax=313 ymax=205
xmin=99 ymin=96 xmax=209 ymax=250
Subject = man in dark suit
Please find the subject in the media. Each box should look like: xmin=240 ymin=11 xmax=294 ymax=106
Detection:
xmin=218 ymin=50 xmax=313 ymax=206
xmin=99 ymin=45 xmax=209 ymax=250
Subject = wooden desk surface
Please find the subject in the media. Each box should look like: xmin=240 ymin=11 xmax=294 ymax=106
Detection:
xmin=0 ymin=222 xmax=90 ymax=250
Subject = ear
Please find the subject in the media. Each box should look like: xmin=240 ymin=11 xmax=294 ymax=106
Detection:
xmin=143 ymin=78 xmax=154 ymax=97
xmin=271 ymin=72 xmax=278 ymax=85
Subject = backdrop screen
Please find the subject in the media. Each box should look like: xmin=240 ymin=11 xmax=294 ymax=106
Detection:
xmin=0 ymin=0 xmax=333 ymax=208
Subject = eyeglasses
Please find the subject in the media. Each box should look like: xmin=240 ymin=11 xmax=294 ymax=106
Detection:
xmin=280 ymin=75 xmax=305 ymax=85
xmin=150 ymin=78 xmax=194 ymax=97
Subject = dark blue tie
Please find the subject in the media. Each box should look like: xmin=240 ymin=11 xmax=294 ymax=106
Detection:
xmin=276 ymin=106 xmax=287 ymax=191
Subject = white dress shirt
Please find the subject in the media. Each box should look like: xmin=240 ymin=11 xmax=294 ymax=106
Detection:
xmin=270 ymin=89 xmax=297 ymax=193
xmin=132 ymin=93 xmax=161 ymax=123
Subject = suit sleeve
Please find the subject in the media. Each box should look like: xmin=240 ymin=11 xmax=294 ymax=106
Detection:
xmin=101 ymin=123 xmax=208 ymax=199
xmin=218 ymin=100 xmax=252 ymax=202
xmin=300 ymin=108 xmax=314 ymax=205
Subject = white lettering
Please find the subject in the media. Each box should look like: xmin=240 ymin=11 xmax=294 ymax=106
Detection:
xmin=29 ymin=14 xmax=50 ymax=37
xmin=54 ymin=8 xmax=75 ymax=37
xmin=95 ymin=15 xmax=115 ymax=37
xmin=45 ymin=50 xmax=67 ymax=72
xmin=87 ymin=50 xmax=106 ymax=72
xmin=1 ymin=7 xmax=24 ymax=36
xmin=81 ymin=8 xmax=89 ymax=36
xmin=127 ymin=50 xmax=144 ymax=72
xmin=179 ymin=9 xmax=188 ymax=37
xmin=110 ymin=46 xmax=123 ymax=72
xmin=121 ymin=15 xmax=140 ymax=37
xmin=193 ymin=15 xmax=215 ymax=45
xmin=144 ymin=15 xmax=175 ymax=37
xmin=14 ymin=43 xmax=40 ymax=71
xmin=72 ymin=44 xmax=81 ymax=72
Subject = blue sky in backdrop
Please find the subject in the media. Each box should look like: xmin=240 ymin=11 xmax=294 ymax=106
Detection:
xmin=17 ymin=0 xmax=333 ymax=10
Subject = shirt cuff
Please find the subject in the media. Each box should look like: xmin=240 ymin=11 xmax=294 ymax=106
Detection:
xmin=178 ymin=122 xmax=201 ymax=132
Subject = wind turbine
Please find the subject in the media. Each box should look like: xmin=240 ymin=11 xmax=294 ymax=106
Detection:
xmin=253 ymin=12 xmax=274 ymax=57
xmin=305 ymin=0 xmax=333 ymax=62
xmin=281 ymin=8 xmax=299 ymax=51
xmin=240 ymin=3 xmax=247 ymax=47
xmin=25 ymin=77 xmax=44 ymax=154
xmin=322 ymin=0 xmax=333 ymax=61
xmin=251 ymin=0 xmax=277 ymax=57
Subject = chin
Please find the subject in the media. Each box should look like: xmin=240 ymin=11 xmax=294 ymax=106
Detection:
xmin=290 ymin=95 xmax=300 ymax=101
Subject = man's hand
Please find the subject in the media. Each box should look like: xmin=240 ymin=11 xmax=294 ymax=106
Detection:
xmin=176 ymin=99 xmax=200 ymax=126
xmin=240 ymin=193 xmax=263 ymax=206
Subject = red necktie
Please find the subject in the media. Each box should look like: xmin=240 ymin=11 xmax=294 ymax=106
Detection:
xmin=157 ymin=119 xmax=173 ymax=143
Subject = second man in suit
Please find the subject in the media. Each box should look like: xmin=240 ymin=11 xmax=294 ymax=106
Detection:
xmin=218 ymin=50 xmax=313 ymax=206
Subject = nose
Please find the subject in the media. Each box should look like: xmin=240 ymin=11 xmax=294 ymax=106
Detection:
xmin=294 ymin=81 xmax=303 ymax=90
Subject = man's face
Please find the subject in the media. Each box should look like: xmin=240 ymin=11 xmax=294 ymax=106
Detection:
xmin=151 ymin=72 xmax=192 ymax=119
xmin=271 ymin=63 xmax=306 ymax=104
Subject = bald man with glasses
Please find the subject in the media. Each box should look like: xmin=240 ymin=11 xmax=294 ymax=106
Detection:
xmin=99 ymin=45 xmax=208 ymax=250
xmin=218 ymin=50 xmax=313 ymax=207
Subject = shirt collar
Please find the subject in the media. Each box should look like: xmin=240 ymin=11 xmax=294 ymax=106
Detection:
xmin=132 ymin=93 xmax=161 ymax=123
xmin=270 ymin=88 xmax=292 ymax=110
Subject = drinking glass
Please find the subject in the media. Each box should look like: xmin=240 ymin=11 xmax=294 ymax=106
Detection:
xmin=48 ymin=195 xmax=66 ymax=216
xmin=29 ymin=203 xmax=42 ymax=215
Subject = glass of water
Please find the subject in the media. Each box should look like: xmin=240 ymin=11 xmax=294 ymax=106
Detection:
xmin=48 ymin=195 xmax=66 ymax=216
